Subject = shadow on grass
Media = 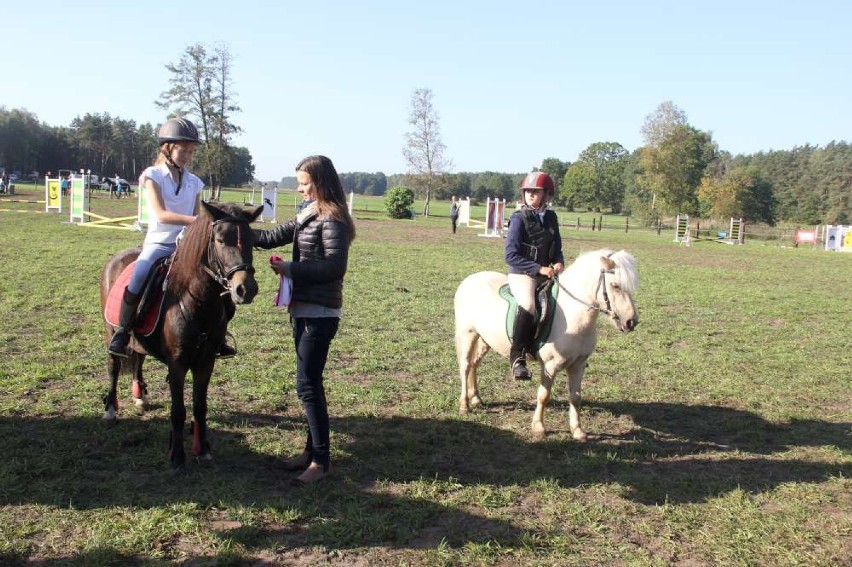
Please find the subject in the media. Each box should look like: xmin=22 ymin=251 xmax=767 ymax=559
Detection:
xmin=0 ymin=401 xmax=848 ymax=551
xmin=0 ymin=551 xmax=177 ymax=567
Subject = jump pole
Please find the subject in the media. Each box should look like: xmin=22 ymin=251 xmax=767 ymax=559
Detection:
xmin=727 ymin=217 xmax=744 ymax=245
xmin=825 ymin=225 xmax=852 ymax=252
xmin=0 ymin=177 xmax=61 ymax=214
xmin=674 ymin=214 xmax=689 ymax=243
xmin=478 ymin=197 xmax=506 ymax=238
xmin=68 ymin=174 xmax=139 ymax=230
xmin=0 ymin=196 xmax=51 ymax=214
xmin=459 ymin=197 xmax=477 ymax=228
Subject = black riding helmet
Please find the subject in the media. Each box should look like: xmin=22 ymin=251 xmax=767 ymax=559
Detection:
xmin=157 ymin=118 xmax=201 ymax=195
xmin=157 ymin=117 xmax=201 ymax=145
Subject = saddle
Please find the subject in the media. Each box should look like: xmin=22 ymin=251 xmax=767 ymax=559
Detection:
xmin=498 ymin=277 xmax=559 ymax=350
xmin=104 ymin=256 xmax=171 ymax=336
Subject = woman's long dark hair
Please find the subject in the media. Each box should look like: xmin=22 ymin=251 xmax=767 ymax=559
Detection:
xmin=296 ymin=155 xmax=356 ymax=242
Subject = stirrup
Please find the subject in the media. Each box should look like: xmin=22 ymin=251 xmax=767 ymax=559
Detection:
xmin=107 ymin=331 xmax=131 ymax=358
xmin=215 ymin=331 xmax=237 ymax=359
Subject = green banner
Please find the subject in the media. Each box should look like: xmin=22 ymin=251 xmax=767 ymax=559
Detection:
xmin=137 ymin=184 xmax=150 ymax=226
xmin=70 ymin=177 xmax=87 ymax=223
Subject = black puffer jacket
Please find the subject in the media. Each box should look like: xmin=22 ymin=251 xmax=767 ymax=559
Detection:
xmin=254 ymin=212 xmax=350 ymax=309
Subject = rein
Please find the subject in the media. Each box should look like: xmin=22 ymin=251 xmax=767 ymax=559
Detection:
xmin=201 ymin=217 xmax=254 ymax=296
xmin=556 ymin=268 xmax=618 ymax=320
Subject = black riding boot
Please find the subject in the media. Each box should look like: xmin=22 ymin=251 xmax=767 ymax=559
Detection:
xmin=216 ymin=295 xmax=237 ymax=359
xmin=510 ymin=307 xmax=536 ymax=380
xmin=108 ymin=289 xmax=140 ymax=357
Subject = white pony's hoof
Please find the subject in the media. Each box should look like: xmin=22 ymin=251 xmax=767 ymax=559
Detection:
xmin=572 ymin=429 xmax=588 ymax=443
xmin=131 ymin=382 xmax=147 ymax=408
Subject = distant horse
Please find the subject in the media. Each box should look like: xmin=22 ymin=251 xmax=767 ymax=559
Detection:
xmin=100 ymin=202 xmax=264 ymax=468
xmin=101 ymin=178 xmax=129 ymax=198
xmin=454 ymin=249 xmax=639 ymax=441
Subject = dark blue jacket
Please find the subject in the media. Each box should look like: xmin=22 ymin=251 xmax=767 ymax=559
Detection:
xmin=505 ymin=208 xmax=564 ymax=276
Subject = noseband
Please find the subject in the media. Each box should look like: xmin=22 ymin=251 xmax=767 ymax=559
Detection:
xmin=201 ymin=218 xmax=254 ymax=295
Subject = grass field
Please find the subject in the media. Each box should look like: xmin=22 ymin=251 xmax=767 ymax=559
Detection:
xmin=0 ymin=187 xmax=850 ymax=566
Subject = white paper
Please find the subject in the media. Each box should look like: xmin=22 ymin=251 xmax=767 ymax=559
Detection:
xmin=275 ymin=275 xmax=292 ymax=308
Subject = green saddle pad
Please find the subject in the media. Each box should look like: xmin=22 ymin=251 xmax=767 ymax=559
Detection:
xmin=498 ymin=281 xmax=559 ymax=351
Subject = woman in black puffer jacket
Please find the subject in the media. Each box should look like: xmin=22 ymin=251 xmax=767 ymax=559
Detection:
xmin=254 ymin=155 xmax=356 ymax=485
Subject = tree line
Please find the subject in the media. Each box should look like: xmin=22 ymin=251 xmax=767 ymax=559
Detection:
xmin=551 ymin=103 xmax=850 ymax=226
xmin=0 ymin=108 xmax=254 ymax=188
xmin=4 ymin=77 xmax=849 ymax=226
xmin=0 ymin=44 xmax=254 ymax=193
xmin=278 ymin=171 xmax=527 ymax=204
xmin=286 ymin=127 xmax=849 ymax=227
xmin=396 ymin=94 xmax=849 ymax=226
xmin=280 ymin=172 xmax=390 ymax=196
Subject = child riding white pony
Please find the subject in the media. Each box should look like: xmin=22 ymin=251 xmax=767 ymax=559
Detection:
xmin=454 ymin=249 xmax=639 ymax=441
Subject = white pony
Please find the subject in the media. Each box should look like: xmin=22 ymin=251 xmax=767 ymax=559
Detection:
xmin=454 ymin=249 xmax=639 ymax=441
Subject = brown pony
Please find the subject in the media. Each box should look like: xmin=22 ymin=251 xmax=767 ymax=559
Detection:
xmin=100 ymin=201 xmax=263 ymax=469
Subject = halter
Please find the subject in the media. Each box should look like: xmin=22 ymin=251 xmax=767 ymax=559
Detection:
xmin=556 ymin=268 xmax=618 ymax=321
xmin=201 ymin=217 xmax=254 ymax=295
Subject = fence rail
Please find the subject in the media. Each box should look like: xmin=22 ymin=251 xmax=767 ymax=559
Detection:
xmin=556 ymin=214 xmax=834 ymax=247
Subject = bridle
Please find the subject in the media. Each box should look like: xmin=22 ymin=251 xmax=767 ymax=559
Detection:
xmin=556 ymin=268 xmax=619 ymax=321
xmin=201 ymin=217 xmax=254 ymax=296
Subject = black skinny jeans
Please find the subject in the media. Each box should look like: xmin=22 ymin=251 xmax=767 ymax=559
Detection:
xmin=293 ymin=317 xmax=340 ymax=468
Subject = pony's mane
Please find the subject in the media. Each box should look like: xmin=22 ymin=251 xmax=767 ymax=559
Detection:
xmin=168 ymin=216 xmax=213 ymax=292
xmin=568 ymin=249 xmax=639 ymax=295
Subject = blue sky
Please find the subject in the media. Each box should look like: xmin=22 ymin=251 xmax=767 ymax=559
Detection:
xmin=4 ymin=1 xmax=850 ymax=181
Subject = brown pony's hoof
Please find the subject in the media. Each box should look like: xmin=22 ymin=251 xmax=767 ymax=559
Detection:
xmin=131 ymin=383 xmax=148 ymax=409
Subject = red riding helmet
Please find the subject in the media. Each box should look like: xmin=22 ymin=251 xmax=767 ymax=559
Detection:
xmin=520 ymin=171 xmax=555 ymax=194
